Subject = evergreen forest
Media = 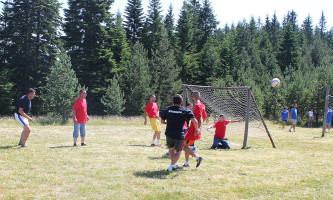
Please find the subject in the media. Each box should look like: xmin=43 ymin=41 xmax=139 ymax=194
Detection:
xmin=1 ymin=0 xmax=333 ymax=125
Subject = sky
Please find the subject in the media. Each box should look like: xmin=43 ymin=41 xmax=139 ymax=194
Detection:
xmin=1 ymin=0 xmax=333 ymax=29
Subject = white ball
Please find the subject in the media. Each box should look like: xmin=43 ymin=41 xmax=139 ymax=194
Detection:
xmin=271 ymin=78 xmax=280 ymax=88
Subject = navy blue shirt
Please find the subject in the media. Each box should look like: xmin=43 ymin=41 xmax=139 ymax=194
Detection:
xmin=160 ymin=106 xmax=195 ymax=140
xmin=15 ymin=95 xmax=31 ymax=115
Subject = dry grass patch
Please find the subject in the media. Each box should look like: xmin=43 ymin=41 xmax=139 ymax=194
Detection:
xmin=0 ymin=117 xmax=333 ymax=199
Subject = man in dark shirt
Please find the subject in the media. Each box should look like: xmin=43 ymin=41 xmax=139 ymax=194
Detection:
xmin=14 ymin=88 xmax=36 ymax=147
xmin=160 ymin=94 xmax=199 ymax=172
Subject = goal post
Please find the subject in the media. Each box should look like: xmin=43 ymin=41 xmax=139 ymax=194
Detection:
xmin=322 ymin=85 xmax=331 ymax=137
xmin=183 ymin=84 xmax=276 ymax=149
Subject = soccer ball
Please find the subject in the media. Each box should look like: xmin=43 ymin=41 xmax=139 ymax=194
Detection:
xmin=271 ymin=78 xmax=280 ymax=88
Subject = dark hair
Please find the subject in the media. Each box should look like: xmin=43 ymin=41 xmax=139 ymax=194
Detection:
xmin=79 ymin=89 xmax=86 ymax=94
xmin=173 ymin=94 xmax=183 ymax=105
xmin=28 ymin=88 xmax=35 ymax=94
xmin=219 ymin=114 xmax=225 ymax=117
xmin=186 ymin=102 xmax=193 ymax=107
xmin=149 ymin=94 xmax=155 ymax=98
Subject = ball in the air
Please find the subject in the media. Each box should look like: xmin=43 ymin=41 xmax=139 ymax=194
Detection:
xmin=271 ymin=78 xmax=280 ymax=88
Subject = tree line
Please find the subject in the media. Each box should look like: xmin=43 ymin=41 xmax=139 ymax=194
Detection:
xmin=1 ymin=0 xmax=333 ymax=125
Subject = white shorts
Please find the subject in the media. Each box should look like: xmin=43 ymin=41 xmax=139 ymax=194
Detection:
xmin=15 ymin=113 xmax=29 ymax=127
xmin=292 ymin=119 xmax=297 ymax=125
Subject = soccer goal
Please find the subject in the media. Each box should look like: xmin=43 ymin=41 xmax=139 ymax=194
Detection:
xmin=183 ymin=84 xmax=275 ymax=149
xmin=322 ymin=85 xmax=332 ymax=137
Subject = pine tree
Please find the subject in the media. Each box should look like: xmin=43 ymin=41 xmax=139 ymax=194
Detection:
xmin=197 ymin=0 xmax=218 ymax=51
xmin=199 ymin=37 xmax=219 ymax=84
xmin=164 ymin=4 xmax=176 ymax=47
xmin=111 ymin=12 xmax=130 ymax=74
xmin=63 ymin=0 xmax=117 ymax=115
xmin=319 ymin=11 xmax=327 ymax=39
xmin=141 ymin=0 xmax=164 ymax=58
xmin=101 ymin=77 xmax=126 ymax=115
xmin=124 ymin=0 xmax=144 ymax=44
xmin=277 ymin=23 xmax=301 ymax=71
xmin=43 ymin=54 xmax=80 ymax=122
xmin=301 ymin=15 xmax=314 ymax=44
xmin=121 ymin=43 xmax=152 ymax=115
xmin=150 ymin=29 xmax=181 ymax=109
xmin=2 ymin=0 xmax=62 ymax=114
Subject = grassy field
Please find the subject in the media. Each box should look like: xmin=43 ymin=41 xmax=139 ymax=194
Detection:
xmin=1 ymin=116 xmax=333 ymax=200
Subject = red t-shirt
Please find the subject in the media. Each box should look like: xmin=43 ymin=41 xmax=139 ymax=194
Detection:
xmin=185 ymin=101 xmax=207 ymax=140
xmin=144 ymin=102 xmax=159 ymax=118
xmin=73 ymin=98 xmax=87 ymax=123
xmin=214 ymin=120 xmax=230 ymax=139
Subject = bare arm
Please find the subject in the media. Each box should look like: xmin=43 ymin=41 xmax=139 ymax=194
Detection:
xmin=18 ymin=108 xmax=33 ymax=122
xmin=229 ymin=119 xmax=242 ymax=123
xmin=207 ymin=124 xmax=215 ymax=130
xmin=161 ymin=119 xmax=167 ymax=124
xmin=72 ymin=109 xmax=77 ymax=123
xmin=191 ymin=118 xmax=199 ymax=136
xmin=144 ymin=112 xmax=147 ymax=125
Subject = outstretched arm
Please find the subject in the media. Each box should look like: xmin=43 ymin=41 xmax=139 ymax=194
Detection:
xmin=207 ymin=124 xmax=215 ymax=130
xmin=229 ymin=119 xmax=242 ymax=123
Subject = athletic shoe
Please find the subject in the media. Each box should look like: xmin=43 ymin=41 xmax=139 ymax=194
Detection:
xmin=289 ymin=129 xmax=291 ymax=132
xmin=165 ymin=152 xmax=170 ymax=156
xmin=293 ymin=130 xmax=296 ymax=132
xmin=196 ymin=157 xmax=203 ymax=168
xmin=81 ymin=143 xmax=87 ymax=146
xmin=151 ymin=144 xmax=155 ymax=147
xmin=18 ymin=140 xmax=23 ymax=146
xmin=192 ymin=146 xmax=196 ymax=153
xmin=172 ymin=165 xmax=179 ymax=171
xmin=73 ymin=143 xmax=77 ymax=147
xmin=21 ymin=144 xmax=27 ymax=148
xmin=183 ymin=163 xmax=190 ymax=167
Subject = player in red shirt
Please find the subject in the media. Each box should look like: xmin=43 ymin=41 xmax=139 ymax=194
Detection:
xmin=72 ymin=89 xmax=89 ymax=147
xmin=144 ymin=95 xmax=161 ymax=147
xmin=207 ymin=114 xmax=241 ymax=149
xmin=183 ymin=91 xmax=206 ymax=167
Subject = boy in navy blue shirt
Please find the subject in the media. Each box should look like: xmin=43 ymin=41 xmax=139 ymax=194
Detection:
xmin=161 ymin=94 xmax=201 ymax=172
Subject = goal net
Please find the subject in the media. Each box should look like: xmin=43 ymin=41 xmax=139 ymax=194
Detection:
xmin=183 ymin=84 xmax=275 ymax=149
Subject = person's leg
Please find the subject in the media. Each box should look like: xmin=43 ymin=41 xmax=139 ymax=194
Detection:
xmin=211 ymin=137 xmax=220 ymax=149
xmin=221 ymin=139 xmax=231 ymax=149
xmin=21 ymin=125 xmax=31 ymax=145
xmin=73 ymin=123 xmax=79 ymax=146
xmin=80 ymin=123 xmax=86 ymax=145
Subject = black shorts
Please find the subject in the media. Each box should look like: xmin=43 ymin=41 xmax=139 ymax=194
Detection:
xmin=166 ymin=136 xmax=184 ymax=152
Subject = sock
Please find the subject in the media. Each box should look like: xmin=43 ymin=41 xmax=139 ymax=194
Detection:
xmin=152 ymin=139 xmax=155 ymax=144
xmin=157 ymin=140 xmax=160 ymax=145
xmin=185 ymin=161 xmax=189 ymax=165
xmin=168 ymin=164 xmax=173 ymax=171
xmin=195 ymin=155 xmax=199 ymax=160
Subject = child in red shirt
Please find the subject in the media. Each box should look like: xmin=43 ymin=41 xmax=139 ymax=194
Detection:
xmin=207 ymin=114 xmax=241 ymax=149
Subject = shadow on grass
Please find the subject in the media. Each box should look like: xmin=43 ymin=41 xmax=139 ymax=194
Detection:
xmin=0 ymin=145 xmax=17 ymax=149
xmin=134 ymin=168 xmax=183 ymax=179
xmin=49 ymin=145 xmax=75 ymax=149
xmin=148 ymin=155 xmax=169 ymax=160
xmin=127 ymin=144 xmax=152 ymax=148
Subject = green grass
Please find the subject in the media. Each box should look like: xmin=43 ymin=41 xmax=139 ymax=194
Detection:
xmin=1 ymin=117 xmax=333 ymax=199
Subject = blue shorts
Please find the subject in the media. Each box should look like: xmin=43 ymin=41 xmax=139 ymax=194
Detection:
xmin=73 ymin=123 xmax=86 ymax=138
xmin=326 ymin=118 xmax=332 ymax=124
